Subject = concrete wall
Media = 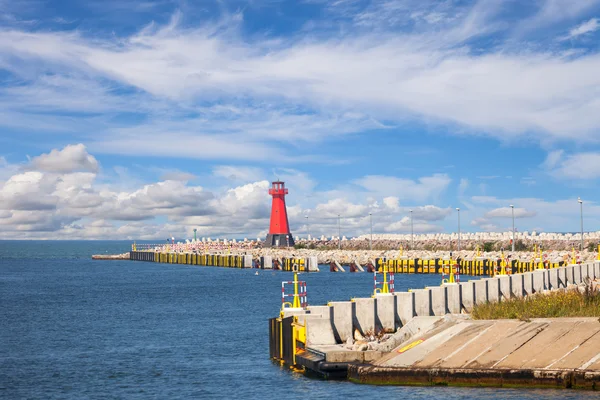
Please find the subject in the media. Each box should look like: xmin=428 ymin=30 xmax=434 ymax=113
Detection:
xmin=292 ymin=262 xmax=596 ymax=346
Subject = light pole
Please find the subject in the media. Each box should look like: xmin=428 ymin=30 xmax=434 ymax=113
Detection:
xmin=456 ymin=208 xmax=461 ymax=252
xmin=410 ymin=209 xmax=414 ymax=249
xmin=578 ymin=197 xmax=583 ymax=251
xmin=369 ymin=212 xmax=373 ymax=250
xmin=305 ymin=215 xmax=309 ymax=240
xmin=510 ymin=205 xmax=514 ymax=252
xmin=338 ymin=214 xmax=341 ymax=250
xmin=193 ymin=228 xmax=197 ymax=242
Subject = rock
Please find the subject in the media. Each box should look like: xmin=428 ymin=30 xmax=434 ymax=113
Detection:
xmin=354 ymin=329 xmax=364 ymax=341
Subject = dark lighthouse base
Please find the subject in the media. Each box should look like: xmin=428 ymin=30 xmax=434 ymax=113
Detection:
xmin=264 ymin=234 xmax=295 ymax=248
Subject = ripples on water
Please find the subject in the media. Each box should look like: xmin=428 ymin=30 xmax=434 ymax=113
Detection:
xmin=0 ymin=241 xmax=594 ymax=399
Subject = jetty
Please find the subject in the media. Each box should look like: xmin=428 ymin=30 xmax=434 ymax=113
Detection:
xmin=269 ymin=262 xmax=600 ymax=390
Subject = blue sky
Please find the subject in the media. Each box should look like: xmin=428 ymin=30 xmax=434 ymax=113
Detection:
xmin=1 ymin=0 xmax=600 ymax=239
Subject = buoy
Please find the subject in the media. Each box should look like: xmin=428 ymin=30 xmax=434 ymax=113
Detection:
xmin=255 ymin=271 xmax=259 ymax=276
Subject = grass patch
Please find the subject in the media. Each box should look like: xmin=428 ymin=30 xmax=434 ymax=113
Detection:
xmin=472 ymin=280 xmax=600 ymax=320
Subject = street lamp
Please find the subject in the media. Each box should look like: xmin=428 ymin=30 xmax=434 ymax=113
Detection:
xmin=456 ymin=208 xmax=461 ymax=252
xmin=369 ymin=212 xmax=373 ymax=250
xmin=338 ymin=214 xmax=341 ymax=250
xmin=410 ymin=209 xmax=414 ymax=249
xmin=578 ymin=197 xmax=583 ymax=251
xmin=510 ymin=205 xmax=514 ymax=252
xmin=193 ymin=228 xmax=197 ymax=242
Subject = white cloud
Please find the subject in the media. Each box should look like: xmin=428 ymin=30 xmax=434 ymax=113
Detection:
xmin=29 ymin=144 xmax=99 ymax=173
xmin=353 ymin=174 xmax=451 ymax=202
xmin=562 ymin=17 xmax=599 ymax=40
xmin=545 ymin=151 xmax=600 ymax=179
xmin=1 ymin=2 xmax=600 ymax=150
xmin=484 ymin=207 xmax=537 ymax=219
xmin=213 ymin=165 xmax=264 ymax=183
xmin=411 ymin=205 xmax=452 ymax=221
xmin=458 ymin=178 xmax=469 ymax=196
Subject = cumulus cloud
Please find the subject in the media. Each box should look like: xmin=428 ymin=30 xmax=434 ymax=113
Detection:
xmin=213 ymin=165 xmax=264 ymax=183
xmin=28 ymin=144 xmax=99 ymax=173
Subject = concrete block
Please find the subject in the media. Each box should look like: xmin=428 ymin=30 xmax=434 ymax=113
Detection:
xmin=307 ymin=256 xmax=319 ymax=272
xmin=594 ymin=262 xmax=600 ymax=279
xmin=532 ymin=270 xmax=545 ymax=293
xmin=444 ymin=283 xmax=461 ymax=314
xmin=305 ymin=316 xmax=337 ymax=346
xmin=582 ymin=263 xmax=591 ymax=279
xmin=565 ymin=265 xmax=576 ymax=285
xmin=412 ymin=289 xmax=432 ymax=317
xmin=557 ymin=267 xmax=568 ymax=288
xmin=375 ymin=294 xmax=396 ymax=333
xmin=460 ymin=281 xmax=475 ymax=312
xmin=394 ymin=291 xmax=415 ymax=327
xmin=510 ymin=274 xmax=524 ymax=298
xmin=548 ymin=268 xmax=559 ymax=290
xmin=353 ymin=298 xmax=376 ymax=335
xmin=486 ymin=278 xmax=500 ymax=303
xmin=474 ymin=279 xmax=488 ymax=305
xmin=497 ymin=276 xmax=511 ymax=300
xmin=329 ymin=301 xmax=353 ymax=343
xmin=573 ymin=264 xmax=582 ymax=284
xmin=307 ymin=305 xmax=331 ymax=318
xmin=262 ymin=255 xmax=272 ymax=269
xmin=428 ymin=286 xmax=447 ymax=316
xmin=243 ymin=255 xmax=253 ymax=268
xmin=522 ymin=272 xmax=533 ymax=296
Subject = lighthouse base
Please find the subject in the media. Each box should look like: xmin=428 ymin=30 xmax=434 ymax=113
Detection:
xmin=264 ymin=234 xmax=295 ymax=248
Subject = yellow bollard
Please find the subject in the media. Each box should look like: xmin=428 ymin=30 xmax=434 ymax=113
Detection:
xmin=597 ymin=244 xmax=600 ymax=261
xmin=571 ymin=247 xmax=577 ymax=265
xmin=292 ymin=264 xmax=302 ymax=309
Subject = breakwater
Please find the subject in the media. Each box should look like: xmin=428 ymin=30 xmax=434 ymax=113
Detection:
xmin=269 ymin=261 xmax=600 ymax=389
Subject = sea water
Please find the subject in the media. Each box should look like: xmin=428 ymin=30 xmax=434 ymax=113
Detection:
xmin=0 ymin=241 xmax=594 ymax=399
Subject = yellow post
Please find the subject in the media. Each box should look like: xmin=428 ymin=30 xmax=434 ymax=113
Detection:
xmin=476 ymin=245 xmax=480 ymax=258
xmin=571 ymin=247 xmax=577 ymax=265
xmin=292 ymin=266 xmax=301 ymax=308
xmin=499 ymin=251 xmax=506 ymax=275
xmin=132 ymin=241 xmax=137 ymax=251
xmin=382 ymin=262 xmax=389 ymax=293
xmin=597 ymin=244 xmax=600 ymax=261
xmin=399 ymin=246 xmax=403 ymax=258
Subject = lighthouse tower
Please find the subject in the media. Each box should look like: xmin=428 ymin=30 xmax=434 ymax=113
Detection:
xmin=265 ymin=181 xmax=295 ymax=248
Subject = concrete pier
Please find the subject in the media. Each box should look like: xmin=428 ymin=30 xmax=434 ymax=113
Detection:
xmin=269 ymin=261 xmax=600 ymax=389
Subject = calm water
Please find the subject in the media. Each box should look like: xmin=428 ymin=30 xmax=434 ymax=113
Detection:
xmin=0 ymin=241 xmax=595 ymax=399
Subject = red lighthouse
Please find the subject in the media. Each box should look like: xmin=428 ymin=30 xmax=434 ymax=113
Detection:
xmin=265 ymin=181 xmax=295 ymax=247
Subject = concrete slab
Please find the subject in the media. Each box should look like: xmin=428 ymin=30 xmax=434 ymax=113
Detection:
xmin=460 ymin=281 xmax=475 ymax=312
xmin=305 ymin=315 xmax=337 ymax=346
xmin=394 ymin=292 xmax=415 ymax=327
xmin=413 ymin=289 xmax=432 ymax=317
xmin=573 ymin=264 xmax=582 ymax=285
xmin=497 ymin=276 xmax=511 ymax=300
xmin=474 ymin=279 xmax=488 ymax=305
xmin=532 ymin=270 xmax=545 ymax=293
xmin=428 ymin=286 xmax=447 ymax=316
xmin=382 ymin=322 xmax=468 ymax=367
xmin=548 ymin=268 xmax=559 ymax=290
xmin=565 ymin=265 xmax=576 ymax=285
xmin=558 ymin=267 xmax=568 ymax=288
xmin=486 ymin=278 xmax=500 ymax=303
xmin=510 ymin=274 xmax=524 ymax=298
xmin=495 ymin=320 xmax=579 ymax=369
xmin=375 ymin=294 xmax=396 ymax=333
xmin=522 ymin=272 xmax=534 ymax=296
xmin=535 ymin=323 xmax=600 ymax=369
xmin=353 ymin=297 xmax=376 ymax=335
xmin=444 ymin=283 xmax=461 ymax=314
xmin=329 ymin=301 xmax=353 ymax=343
xmin=306 ymin=305 xmax=331 ymax=318
xmin=262 ymin=255 xmax=272 ymax=269
xmin=594 ymin=262 xmax=600 ymax=279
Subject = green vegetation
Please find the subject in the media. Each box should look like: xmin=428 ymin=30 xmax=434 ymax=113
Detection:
xmin=483 ymin=242 xmax=494 ymax=252
xmin=472 ymin=282 xmax=600 ymax=320
xmin=513 ymin=239 xmax=527 ymax=251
